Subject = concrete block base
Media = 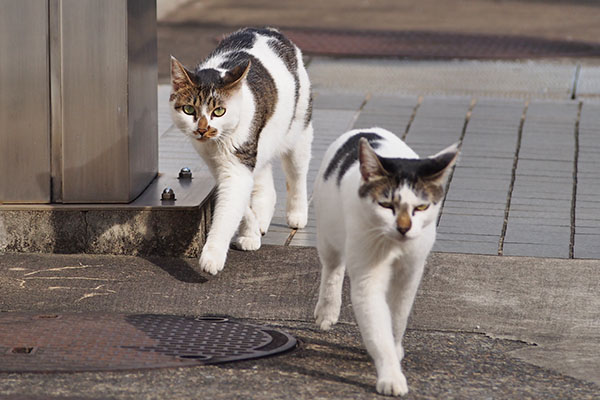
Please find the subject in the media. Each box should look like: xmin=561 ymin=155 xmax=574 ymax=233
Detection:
xmin=0 ymin=196 xmax=213 ymax=258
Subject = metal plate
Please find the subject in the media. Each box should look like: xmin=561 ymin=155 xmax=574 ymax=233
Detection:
xmin=0 ymin=313 xmax=296 ymax=372
xmin=284 ymin=28 xmax=600 ymax=59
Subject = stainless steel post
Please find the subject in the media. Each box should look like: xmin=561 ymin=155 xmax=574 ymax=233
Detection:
xmin=0 ymin=0 xmax=158 ymax=204
xmin=0 ymin=0 xmax=51 ymax=203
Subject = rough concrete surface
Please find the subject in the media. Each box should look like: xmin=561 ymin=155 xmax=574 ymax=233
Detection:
xmin=1 ymin=248 xmax=599 ymax=399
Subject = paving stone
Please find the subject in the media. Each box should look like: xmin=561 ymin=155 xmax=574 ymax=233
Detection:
xmin=503 ymin=242 xmax=568 ymax=258
xmin=575 ymin=66 xmax=600 ymax=100
xmin=450 ymin=166 xmax=513 ymax=180
xmin=511 ymin=187 xmax=573 ymax=201
xmin=508 ymin=210 xmax=571 ymax=222
xmin=448 ymin=177 xmax=512 ymax=191
xmin=574 ymin=226 xmax=600 ymax=235
xmin=505 ymin=224 xmax=570 ymax=246
xmin=438 ymin=214 xmax=503 ymax=235
xmin=441 ymin=204 xmax=506 ymax=217
xmin=505 ymin=216 xmax=571 ymax=228
xmin=312 ymin=90 xmax=366 ymax=110
xmin=433 ymin=238 xmax=499 ymax=254
xmin=445 ymin=189 xmax=510 ymax=203
xmin=573 ymin=234 xmax=600 ymax=259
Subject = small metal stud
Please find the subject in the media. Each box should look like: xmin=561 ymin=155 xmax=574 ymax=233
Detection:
xmin=161 ymin=187 xmax=176 ymax=201
xmin=178 ymin=167 xmax=192 ymax=179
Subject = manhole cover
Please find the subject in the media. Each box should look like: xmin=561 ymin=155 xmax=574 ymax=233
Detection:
xmin=283 ymin=28 xmax=600 ymax=59
xmin=0 ymin=313 xmax=296 ymax=372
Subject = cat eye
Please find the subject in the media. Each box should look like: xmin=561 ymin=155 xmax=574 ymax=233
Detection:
xmin=414 ymin=204 xmax=429 ymax=212
xmin=377 ymin=201 xmax=395 ymax=211
xmin=212 ymin=107 xmax=226 ymax=117
xmin=182 ymin=105 xmax=195 ymax=115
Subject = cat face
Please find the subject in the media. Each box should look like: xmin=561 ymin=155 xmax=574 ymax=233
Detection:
xmin=358 ymin=138 xmax=458 ymax=241
xmin=169 ymin=56 xmax=250 ymax=142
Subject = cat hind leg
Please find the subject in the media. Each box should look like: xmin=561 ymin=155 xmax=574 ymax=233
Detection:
xmin=281 ymin=122 xmax=313 ymax=229
xmin=250 ymin=163 xmax=277 ymax=235
xmin=314 ymin=241 xmax=345 ymax=330
xmin=232 ymin=206 xmax=262 ymax=251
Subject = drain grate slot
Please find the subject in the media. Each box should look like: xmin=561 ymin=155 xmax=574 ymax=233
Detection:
xmin=8 ymin=347 xmax=37 ymax=355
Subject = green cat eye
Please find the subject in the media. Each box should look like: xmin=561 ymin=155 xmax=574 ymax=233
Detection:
xmin=212 ymin=107 xmax=226 ymax=117
xmin=182 ymin=105 xmax=195 ymax=115
xmin=414 ymin=204 xmax=429 ymax=212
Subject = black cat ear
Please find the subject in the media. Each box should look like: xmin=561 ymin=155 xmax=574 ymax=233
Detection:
xmin=170 ymin=56 xmax=194 ymax=89
xmin=222 ymin=60 xmax=251 ymax=89
xmin=358 ymin=138 xmax=386 ymax=181
xmin=419 ymin=143 xmax=460 ymax=185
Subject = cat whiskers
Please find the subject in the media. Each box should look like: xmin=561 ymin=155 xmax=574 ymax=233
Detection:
xmin=363 ymin=225 xmax=390 ymax=241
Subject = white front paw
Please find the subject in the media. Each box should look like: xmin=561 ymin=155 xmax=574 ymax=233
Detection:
xmin=314 ymin=301 xmax=339 ymax=330
xmin=232 ymin=235 xmax=261 ymax=251
xmin=376 ymin=370 xmax=408 ymax=397
xmin=287 ymin=211 xmax=307 ymax=229
xmin=199 ymin=246 xmax=226 ymax=275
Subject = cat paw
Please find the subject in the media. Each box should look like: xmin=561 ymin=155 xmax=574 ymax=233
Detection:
xmin=232 ymin=235 xmax=261 ymax=251
xmin=376 ymin=371 xmax=408 ymax=397
xmin=198 ymin=247 xmax=226 ymax=275
xmin=286 ymin=211 xmax=307 ymax=229
xmin=314 ymin=303 xmax=339 ymax=330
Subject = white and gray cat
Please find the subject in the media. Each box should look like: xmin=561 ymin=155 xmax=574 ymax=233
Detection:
xmin=313 ymin=127 xmax=458 ymax=396
xmin=170 ymin=27 xmax=313 ymax=275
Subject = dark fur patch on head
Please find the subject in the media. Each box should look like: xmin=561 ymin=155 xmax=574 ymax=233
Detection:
xmin=324 ymin=132 xmax=383 ymax=184
xmin=358 ymin=174 xmax=395 ymax=199
xmin=367 ymin=156 xmax=454 ymax=204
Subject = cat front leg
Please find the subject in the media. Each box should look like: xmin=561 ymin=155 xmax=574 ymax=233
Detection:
xmin=314 ymin=241 xmax=345 ymax=330
xmin=199 ymin=167 xmax=254 ymax=275
xmin=347 ymin=256 xmax=408 ymax=396
xmin=388 ymin=258 xmax=426 ymax=363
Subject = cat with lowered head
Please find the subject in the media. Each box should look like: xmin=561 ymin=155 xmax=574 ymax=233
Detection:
xmin=313 ymin=127 xmax=458 ymax=396
xmin=170 ymin=28 xmax=313 ymax=275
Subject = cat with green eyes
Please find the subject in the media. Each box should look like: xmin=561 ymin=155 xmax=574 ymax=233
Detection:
xmin=170 ymin=27 xmax=313 ymax=275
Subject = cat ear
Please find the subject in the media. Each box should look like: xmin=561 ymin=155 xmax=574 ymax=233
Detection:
xmin=170 ymin=56 xmax=194 ymax=89
xmin=358 ymin=138 xmax=386 ymax=181
xmin=420 ymin=142 xmax=460 ymax=185
xmin=222 ymin=60 xmax=251 ymax=89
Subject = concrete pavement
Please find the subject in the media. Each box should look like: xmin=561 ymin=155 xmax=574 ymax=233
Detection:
xmin=1 ymin=249 xmax=599 ymax=399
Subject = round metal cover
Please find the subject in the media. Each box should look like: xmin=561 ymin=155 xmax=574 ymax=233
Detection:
xmin=0 ymin=313 xmax=296 ymax=372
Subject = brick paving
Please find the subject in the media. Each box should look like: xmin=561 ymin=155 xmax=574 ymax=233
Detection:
xmin=157 ymin=59 xmax=600 ymax=259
